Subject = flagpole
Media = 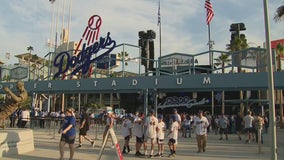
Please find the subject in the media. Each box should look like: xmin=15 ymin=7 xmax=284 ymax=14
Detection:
xmin=158 ymin=0 xmax=161 ymax=58
xmin=158 ymin=0 xmax=162 ymax=75
xmin=205 ymin=0 xmax=215 ymax=115
xmin=159 ymin=13 xmax=162 ymax=60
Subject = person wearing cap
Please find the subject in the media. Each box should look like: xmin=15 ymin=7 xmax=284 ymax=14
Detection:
xmin=58 ymin=107 xmax=76 ymax=160
xmin=102 ymin=109 xmax=115 ymax=145
xmin=144 ymin=109 xmax=158 ymax=158
xmin=133 ymin=112 xmax=144 ymax=157
xmin=193 ymin=110 xmax=209 ymax=153
xmin=121 ymin=114 xmax=133 ymax=154
xmin=155 ymin=114 xmax=166 ymax=157
xmin=167 ymin=114 xmax=180 ymax=157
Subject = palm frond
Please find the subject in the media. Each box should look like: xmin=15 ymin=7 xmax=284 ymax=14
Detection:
xmin=274 ymin=5 xmax=284 ymax=22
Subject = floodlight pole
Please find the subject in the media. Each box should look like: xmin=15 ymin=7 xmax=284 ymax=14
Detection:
xmin=263 ymin=0 xmax=277 ymax=159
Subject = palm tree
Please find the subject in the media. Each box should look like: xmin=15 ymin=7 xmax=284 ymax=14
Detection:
xmin=27 ymin=46 xmax=34 ymax=81
xmin=276 ymin=44 xmax=284 ymax=128
xmin=226 ymin=34 xmax=249 ymax=116
xmin=274 ymin=4 xmax=284 ymax=22
xmin=214 ymin=53 xmax=231 ymax=74
xmin=117 ymin=51 xmax=129 ymax=65
xmin=214 ymin=53 xmax=231 ymax=114
xmin=276 ymin=44 xmax=284 ymax=71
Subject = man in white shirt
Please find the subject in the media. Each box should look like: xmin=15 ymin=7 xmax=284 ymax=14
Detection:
xmin=193 ymin=110 xmax=209 ymax=153
xmin=144 ymin=109 xmax=158 ymax=158
xmin=243 ymin=111 xmax=254 ymax=143
xmin=20 ymin=108 xmax=30 ymax=128
xmin=133 ymin=112 xmax=144 ymax=157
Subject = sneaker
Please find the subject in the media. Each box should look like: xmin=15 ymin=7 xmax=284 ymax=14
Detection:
xmin=148 ymin=155 xmax=153 ymax=158
xmin=135 ymin=151 xmax=144 ymax=157
xmin=168 ymin=154 xmax=174 ymax=157
xmin=77 ymin=144 xmax=82 ymax=148
xmin=122 ymin=151 xmax=128 ymax=154
xmin=203 ymin=148 xmax=206 ymax=152
xmin=154 ymin=153 xmax=160 ymax=157
xmin=91 ymin=141 xmax=95 ymax=147
xmin=160 ymin=154 xmax=164 ymax=157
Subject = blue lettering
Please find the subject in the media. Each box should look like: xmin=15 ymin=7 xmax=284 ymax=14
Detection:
xmin=53 ymin=32 xmax=116 ymax=78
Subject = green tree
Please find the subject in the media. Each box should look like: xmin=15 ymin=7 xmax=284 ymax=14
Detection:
xmin=276 ymin=44 xmax=284 ymax=128
xmin=226 ymin=34 xmax=249 ymax=116
xmin=274 ymin=4 xmax=284 ymax=22
xmin=117 ymin=51 xmax=129 ymax=65
xmin=214 ymin=53 xmax=231 ymax=74
xmin=214 ymin=53 xmax=231 ymax=114
xmin=276 ymin=44 xmax=284 ymax=71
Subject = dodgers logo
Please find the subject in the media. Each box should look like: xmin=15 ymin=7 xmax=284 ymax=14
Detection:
xmin=53 ymin=15 xmax=116 ymax=78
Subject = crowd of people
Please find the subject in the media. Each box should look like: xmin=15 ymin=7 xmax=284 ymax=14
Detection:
xmin=6 ymin=106 xmax=271 ymax=160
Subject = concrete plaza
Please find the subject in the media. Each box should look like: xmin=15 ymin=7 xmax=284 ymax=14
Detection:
xmin=1 ymin=126 xmax=283 ymax=160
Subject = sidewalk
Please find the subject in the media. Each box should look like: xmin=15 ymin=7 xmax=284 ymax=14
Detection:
xmin=1 ymin=126 xmax=283 ymax=160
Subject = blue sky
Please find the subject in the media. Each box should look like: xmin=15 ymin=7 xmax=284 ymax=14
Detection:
xmin=0 ymin=0 xmax=283 ymax=65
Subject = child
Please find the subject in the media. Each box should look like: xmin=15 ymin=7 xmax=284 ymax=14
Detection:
xmin=121 ymin=114 xmax=133 ymax=154
xmin=156 ymin=114 xmax=166 ymax=157
xmin=167 ymin=115 xmax=179 ymax=157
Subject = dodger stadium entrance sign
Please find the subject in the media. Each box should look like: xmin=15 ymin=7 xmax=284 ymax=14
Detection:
xmin=1 ymin=72 xmax=284 ymax=94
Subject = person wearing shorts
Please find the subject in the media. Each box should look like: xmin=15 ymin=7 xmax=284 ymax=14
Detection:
xmin=133 ymin=112 xmax=144 ymax=157
xmin=167 ymin=115 xmax=179 ymax=157
xmin=58 ymin=107 xmax=76 ymax=160
xmin=78 ymin=109 xmax=95 ymax=148
xmin=121 ymin=114 xmax=133 ymax=154
xmin=243 ymin=111 xmax=254 ymax=143
xmin=155 ymin=114 xmax=166 ymax=157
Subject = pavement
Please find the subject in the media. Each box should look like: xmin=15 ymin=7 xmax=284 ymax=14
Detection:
xmin=1 ymin=125 xmax=284 ymax=160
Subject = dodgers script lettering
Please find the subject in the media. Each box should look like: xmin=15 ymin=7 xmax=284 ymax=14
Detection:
xmin=53 ymin=32 xmax=116 ymax=78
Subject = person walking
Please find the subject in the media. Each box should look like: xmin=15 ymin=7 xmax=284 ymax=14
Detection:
xmin=193 ymin=110 xmax=209 ymax=153
xmin=77 ymin=109 xmax=95 ymax=148
xmin=58 ymin=107 xmax=76 ymax=160
xmin=167 ymin=115 xmax=179 ymax=157
xmin=235 ymin=112 xmax=243 ymax=140
xmin=243 ymin=111 xmax=254 ymax=143
xmin=218 ymin=113 xmax=229 ymax=140
xmin=121 ymin=114 xmax=133 ymax=154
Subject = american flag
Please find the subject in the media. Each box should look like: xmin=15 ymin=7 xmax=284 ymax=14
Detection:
xmin=205 ymin=0 xmax=214 ymax=25
xmin=157 ymin=0 xmax=161 ymax=26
